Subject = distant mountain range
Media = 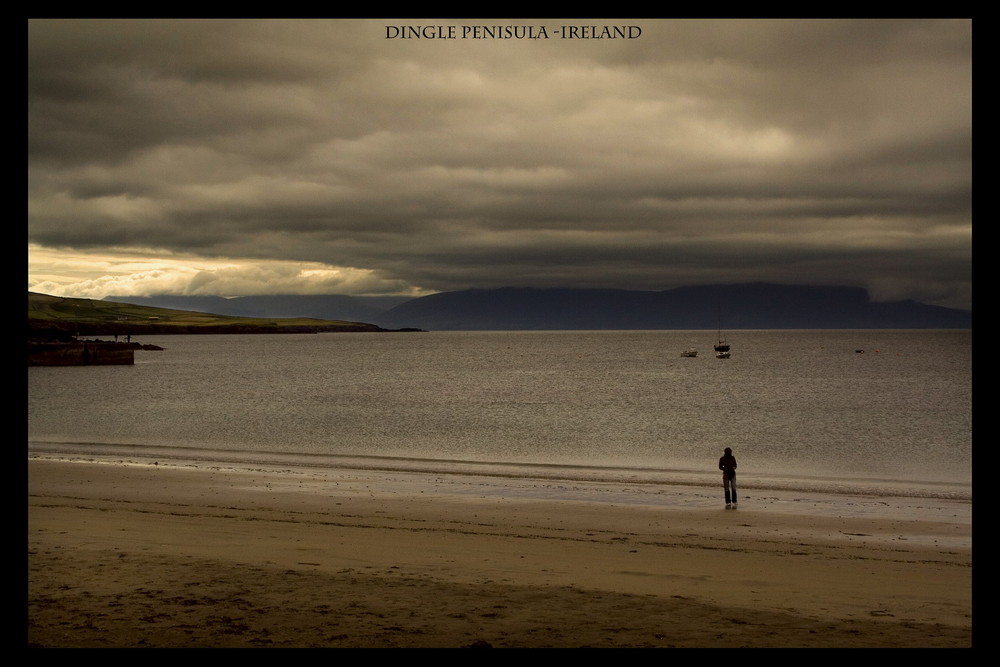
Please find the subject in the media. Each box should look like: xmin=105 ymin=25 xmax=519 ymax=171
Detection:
xmin=108 ymin=284 xmax=972 ymax=331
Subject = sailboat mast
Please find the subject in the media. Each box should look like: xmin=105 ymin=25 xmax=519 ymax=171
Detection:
xmin=714 ymin=302 xmax=730 ymax=355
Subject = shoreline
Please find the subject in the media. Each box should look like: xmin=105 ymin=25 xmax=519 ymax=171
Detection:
xmin=28 ymin=456 xmax=973 ymax=648
xmin=27 ymin=440 xmax=972 ymax=502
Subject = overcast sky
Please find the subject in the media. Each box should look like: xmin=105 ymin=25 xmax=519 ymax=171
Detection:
xmin=27 ymin=19 xmax=972 ymax=309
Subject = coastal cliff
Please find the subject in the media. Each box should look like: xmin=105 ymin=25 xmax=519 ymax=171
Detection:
xmin=28 ymin=291 xmax=420 ymax=366
xmin=28 ymin=291 xmax=412 ymax=339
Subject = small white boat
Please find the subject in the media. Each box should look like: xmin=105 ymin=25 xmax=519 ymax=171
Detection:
xmin=680 ymin=348 xmax=698 ymax=357
xmin=716 ymin=350 xmax=731 ymax=359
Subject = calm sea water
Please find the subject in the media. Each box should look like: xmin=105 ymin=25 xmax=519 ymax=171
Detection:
xmin=27 ymin=330 xmax=971 ymax=500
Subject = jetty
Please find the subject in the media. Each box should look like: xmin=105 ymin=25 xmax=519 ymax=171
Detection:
xmin=27 ymin=339 xmax=165 ymax=366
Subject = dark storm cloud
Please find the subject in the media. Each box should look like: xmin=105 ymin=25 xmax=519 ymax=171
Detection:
xmin=27 ymin=19 xmax=972 ymax=309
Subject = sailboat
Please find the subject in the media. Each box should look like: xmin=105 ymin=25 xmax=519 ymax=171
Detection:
xmin=714 ymin=305 xmax=731 ymax=359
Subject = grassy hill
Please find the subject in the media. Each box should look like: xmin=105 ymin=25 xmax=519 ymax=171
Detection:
xmin=28 ymin=292 xmax=393 ymax=337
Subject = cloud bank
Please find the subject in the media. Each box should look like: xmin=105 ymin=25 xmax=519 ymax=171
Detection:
xmin=28 ymin=19 xmax=972 ymax=309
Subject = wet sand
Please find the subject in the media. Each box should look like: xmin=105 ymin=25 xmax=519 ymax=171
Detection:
xmin=27 ymin=456 xmax=972 ymax=648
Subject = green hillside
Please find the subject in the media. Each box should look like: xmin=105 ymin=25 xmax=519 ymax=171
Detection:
xmin=28 ymin=291 xmax=389 ymax=337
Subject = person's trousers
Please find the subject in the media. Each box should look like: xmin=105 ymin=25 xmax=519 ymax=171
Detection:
xmin=723 ymin=473 xmax=737 ymax=504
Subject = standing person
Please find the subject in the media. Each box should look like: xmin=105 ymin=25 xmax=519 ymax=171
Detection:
xmin=719 ymin=447 xmax=738 ymax=509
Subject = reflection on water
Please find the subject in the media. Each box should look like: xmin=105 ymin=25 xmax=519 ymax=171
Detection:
xmin=28 ymin=329 xmax=971 ymax=496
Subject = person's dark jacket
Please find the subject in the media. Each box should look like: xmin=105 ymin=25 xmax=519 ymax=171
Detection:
xmin=719 ymin=455 xmax=737 ymax=478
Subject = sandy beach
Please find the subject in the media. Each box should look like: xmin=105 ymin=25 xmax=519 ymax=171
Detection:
xmin=27 ymin=455 xmax=972 ymax=648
